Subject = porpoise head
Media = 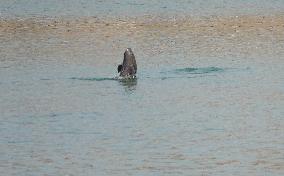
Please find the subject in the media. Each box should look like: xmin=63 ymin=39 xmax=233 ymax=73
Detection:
xmin=118 ymin=48 xmax=137 ymax=77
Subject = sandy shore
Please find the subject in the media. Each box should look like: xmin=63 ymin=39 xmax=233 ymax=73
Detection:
xmin=1 ymin=14 xmax=283 ymax=35
xmin=1 ymin=14 xmax=284 ymax=67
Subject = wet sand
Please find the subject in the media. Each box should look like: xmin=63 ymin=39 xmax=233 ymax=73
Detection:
xmin=1 ymin=14 xmax=284 ymax=68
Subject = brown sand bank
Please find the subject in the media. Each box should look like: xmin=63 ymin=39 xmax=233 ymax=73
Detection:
xmin=1 ymin=14 xmax=283 ymax=67
xmin=1 ymin=15 xmax=283 ymax=36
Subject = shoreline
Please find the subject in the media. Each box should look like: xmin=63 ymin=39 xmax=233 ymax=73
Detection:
xmin=1 ymin=13 xmax=284 ymax=33
xmin=1 ymin=13 xmax=283 ymax=67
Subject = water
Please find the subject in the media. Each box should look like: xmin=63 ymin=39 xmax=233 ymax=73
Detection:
xmin=0 ymin=1 xmax=284 ymax=176
xmin=1 ymin=0 xmax=284 ymax=18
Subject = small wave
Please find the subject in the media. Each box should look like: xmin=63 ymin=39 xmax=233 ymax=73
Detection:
xmin=70 ymin=77 xmax=116 ymax=81
xmin=70 ymin=67 xmax=226 ymax=82
xmin=157 ymin=67 xmax=226 ymax=80
xmin=174 ymin=67 xmax=224 ymax=74
xmin=127 ymin=2 xmax=145 ymax=6
xmin=70 ymin=75 xmax=139 ymax=81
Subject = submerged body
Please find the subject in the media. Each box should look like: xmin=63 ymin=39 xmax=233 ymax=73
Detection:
xmin=118 ymin=48 xmax=137 ymax=78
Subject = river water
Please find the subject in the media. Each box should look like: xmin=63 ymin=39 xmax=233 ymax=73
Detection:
xmin=0 ymin=1 xmax=284 ymax=175
xmin=1 ymin=0 xmax=284 ymax=17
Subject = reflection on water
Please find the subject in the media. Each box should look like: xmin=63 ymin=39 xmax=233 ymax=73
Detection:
xmin=118 ymin=78 xmax=138 ymax=92
xmin=70 ymin=76 xmax=138 ymax=92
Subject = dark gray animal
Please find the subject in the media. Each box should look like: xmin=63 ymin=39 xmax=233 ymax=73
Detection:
xmin=118 ymin=48 xmax=137 ymax=77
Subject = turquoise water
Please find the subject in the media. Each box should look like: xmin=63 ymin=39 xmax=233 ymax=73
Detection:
xmin=1 ymin=56 xmax=283 ymax=175
xmin=0 ymin=1 xmax=284 ymax=176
